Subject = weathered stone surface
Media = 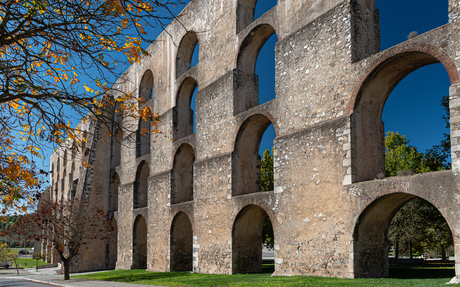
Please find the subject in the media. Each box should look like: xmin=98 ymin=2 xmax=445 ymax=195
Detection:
xmin=44 ymin=0 xmax=460 ymax=280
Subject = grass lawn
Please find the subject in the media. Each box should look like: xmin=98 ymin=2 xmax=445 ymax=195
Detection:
xmin=14 ymin=258 xmax=49 ymax=268
xmin=74 ymin=263 xmax=455 ymax=286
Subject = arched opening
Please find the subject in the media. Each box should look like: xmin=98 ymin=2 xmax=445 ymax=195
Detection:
xmin=171 ymin=144 xmax=195 ymax=204
xmin=61 ymin=169 xmax=66 ymax=200
xmin=170 ymin=212 xmax=193 ymax=272
xmin=108 ymin=218 xmax=118 ymax=269
xmin=63 ymin=151 xmax=67 ymax=167
xmin=70 ymin=163 xmax=77 ymax=200
xmin=233 ymin=114 xmax=276 ymax=196
xmin=132 ymin=215 xmax=147 ymax=269
xmin=256 ymin=34 xmax=276 ymax=105
xmin=109 ymin=173 xmax=120 ymax=212
xmin=82 ymin=131 xmax=88 ymax=154
xmin=174 ymin=78 xmax=197 ymax=140
xmin=113 ymin=129 xmax=123 ymax=167
xmin=55 ymin=174 xmax=59 ymax=201
xmin=382 ymin=64 xmax=451 ymax=177
xmin=353 ymin=193 xmax=454 ymax=278
xmin=71 ymin=141 xmax=77 ymax=159
xmin=51 ymin=163 xmax=54 ymax=196
xmin=139 ymin=69 xmax=154 ymax=102
xmin=133 ymin=161 xmax=149 ymax=209
xmin=232 ymin=205 xmax=274 ymax=274
xmin=235 ymin=25 xmax=278 ymax=114
xmin=136 ymin=118 xmax=150 ymax=158
xmin=176 ymin=31 xmax=199 ymax=78
xmin=352 ymin=51 xmax=456 ymax=182
xmin=376 ymin=0 xmax=448 ymax=50
xmin=236 ymin=0 xmax=277 ymax=34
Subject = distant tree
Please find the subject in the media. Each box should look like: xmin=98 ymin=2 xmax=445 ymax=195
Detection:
xmin=3 ymin=199 xmax=111 ymax=280
xmin=261 ymin=148 xmax=274 ymax=249
xmin=386 ymin=103 xmax=453 ymax=259
xmin=0 ymin=241 xmax=17 ymax=273
xmin=1 ymin=214 xmax=36 ymax=248
xmin=388 ymin=198 xmax=453 ymax=260
xmin=385 ymin=131 xmax=429 ymax=177
xmin=261 ymin=148 xmax=274 ymax=192
xmin=388 ymin=198 xmax=428 ymax=259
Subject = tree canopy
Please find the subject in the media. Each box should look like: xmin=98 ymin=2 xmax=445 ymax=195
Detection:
xmin=386 ymin=95 xmax=453 ymax=259
xmin=0 ymin=0 xmax=187 ymax=213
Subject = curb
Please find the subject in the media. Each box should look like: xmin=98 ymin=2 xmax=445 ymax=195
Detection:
xmin=2 ymin=276 xmax=69 ymax=287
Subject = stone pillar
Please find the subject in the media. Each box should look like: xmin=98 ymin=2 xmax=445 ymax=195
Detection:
xmin=450 ymin=84 xmax=460 ymax=174
xmin=449 ymin=0 xmax=460 ymax=24
xmin=456 ymin=244 xmax=460 ymax=278
xmin=342 ymin=118 xmax=355 ymax=185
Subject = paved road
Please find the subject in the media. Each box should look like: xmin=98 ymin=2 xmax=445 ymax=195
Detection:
xmin=0 ymin=279 xmax=50 ymax=286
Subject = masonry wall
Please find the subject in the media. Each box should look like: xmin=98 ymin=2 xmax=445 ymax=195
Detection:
xmin=49 ymin=0 xmax=460 ymax=280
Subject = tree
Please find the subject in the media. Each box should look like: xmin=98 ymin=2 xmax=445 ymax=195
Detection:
xmin=261 ymin=148 xmax=274 ymax=192
xmin=1 ymin=214 xmax=36 ymax=247
xmin=3 ymin=198 xmax=111 ymax=280
xmin=0 ymin=0 xmax=187 ymax=213
xmin=260 ymin=149 xmax=274 ymax=249
xmin=388 ymin=198 xmax=453 ymax=260
xmin=0 ymin=241 xmax=17 ymax=272
xmin=385 ymin=108 xmax=453 ymax=259
xmin=385 ymin=131 xmax=430 ymax=177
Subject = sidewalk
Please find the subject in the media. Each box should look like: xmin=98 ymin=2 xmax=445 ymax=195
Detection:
xmin=0 ymin=267 xmax=164 ymax=287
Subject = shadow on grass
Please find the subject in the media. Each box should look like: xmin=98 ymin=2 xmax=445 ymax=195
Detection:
xmin=97 ymin=270 xmax=192 ymax=282
xmin=389 ymin=263 xmax=455 ymax=279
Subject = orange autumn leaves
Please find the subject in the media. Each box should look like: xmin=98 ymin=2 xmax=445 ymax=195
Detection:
xmin=0 ymin=0 xmax=182 ymax=212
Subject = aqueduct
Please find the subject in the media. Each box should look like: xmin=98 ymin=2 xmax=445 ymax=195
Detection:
xmin=39 ymin=0 xmax=460 ymax=281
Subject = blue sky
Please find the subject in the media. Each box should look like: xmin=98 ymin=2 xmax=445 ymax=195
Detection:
xmin=258 ymin=0 xmax=451 ymax=156
xmin=38 ymin=0 xmax=451 ymax=172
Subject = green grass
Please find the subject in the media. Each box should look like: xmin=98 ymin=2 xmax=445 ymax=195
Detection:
xmin=73 ymin=264 xmax=455 ymax=286
xmin=14 ymin=258 xmax=49 ymax=268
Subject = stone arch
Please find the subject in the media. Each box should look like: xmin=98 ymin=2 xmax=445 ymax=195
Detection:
xmin=70 ymin=163 xmax=77 ymax=200
xmin=234 ymin=24 xmax=278 ymax=114
xmin=232 ymin=204 xmax=275 ymax=274
xmin=132 ymin=215 xmax=147 ymax=269
xmin=174 ymin=77 xmax=198 ymax=140
xmin=108 ymin=218 xmax=118 ymax=269
xmin=136 ymin=118 xmax=150 ymax=158
xmin=63 ymin=150 xmax=67 ymax=167
xmin=236 ymin=0 xmax=277 ymax=34
xmin=232 ymin=113 xmax=277 ymax=196
xmin=81 ymin=130 xmax=88 ymax=161
xmin=170 ymin=212 xmax=193 ymax=272
xmin=113 ymin=129 xmax=123 ymax=167
xmin=134 ymin=161 xmax=149 ymax=209
xmin=139 ymin=69 xmax=154 ymax=102
xmin=352 ymin=192 xmax=455 ymax=278
xmin=171 ymin=144 xmax=195 ymax=204
xmin=349 ymin=45 xmax=460 ymax=182
xmin=176 ymin=31 xmax=199 ymax=78
xmin=110 ymin=173 xmax=120 ymax=212
xmin=71 ymin=141 xmax=77 ymax=159
xmin=55 ymin=174 xmax=59 ymax=201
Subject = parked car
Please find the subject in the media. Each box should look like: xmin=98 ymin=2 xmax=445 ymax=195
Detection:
xmin=18 ymin=250 xmax=29 ymax=254
xmin=0 ymin=261 xmax=12 ymax=269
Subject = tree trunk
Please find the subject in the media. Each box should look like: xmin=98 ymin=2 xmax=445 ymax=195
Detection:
xmin=441 ymin=244 xmax=446 ymax=261
xmin=63 ymin=259 xmax=70 ymax=280
xmin=395 ymin=241 xmax=399 ymax=259
xmin=409 ymin=240 xmax=413 ymax=259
